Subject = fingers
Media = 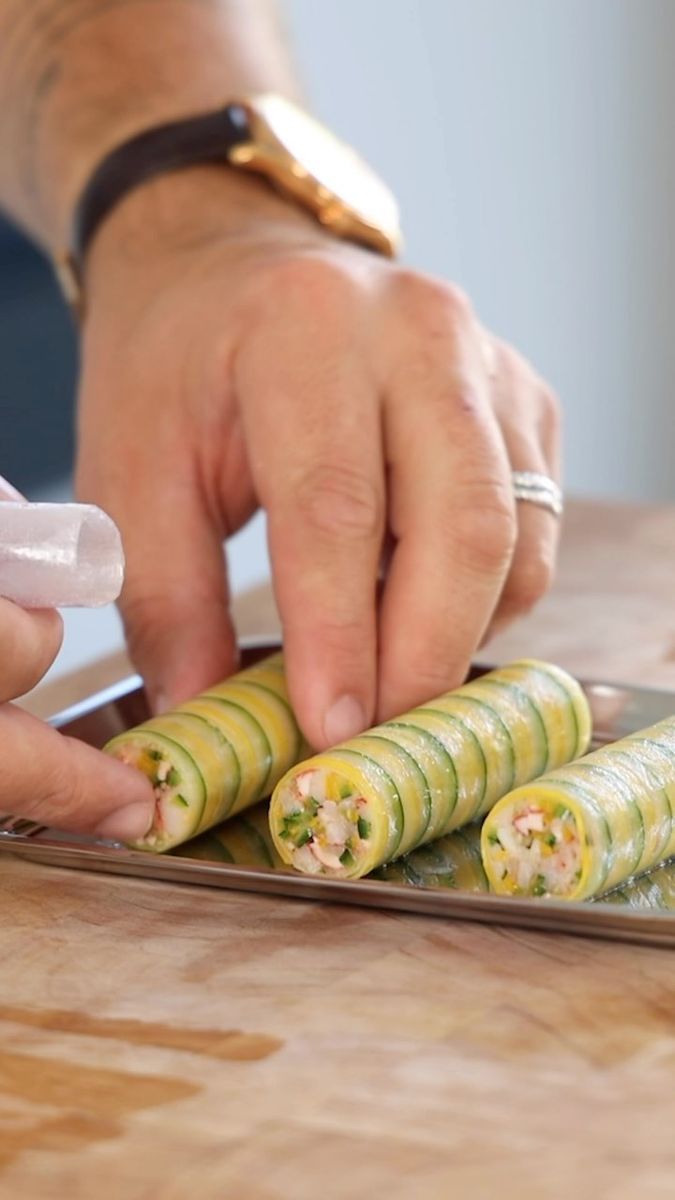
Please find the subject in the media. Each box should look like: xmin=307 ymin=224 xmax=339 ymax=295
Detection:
xmin=487 ymin=341 xmax=561 ymax=633
xmin=0 ymin=473 xmax=64 ymax=700
xmin=235 ymin=259 xmax=384 ymax=749
xmin=377 ymin=285 xmax=516 ymax=720
xmin=0 ymin=599 xmax=63 ymax=702
xmin=113 ymin=480 xmax=238 ymax=713
xmin=0 ymin=468 xmax=153 ymax=837
xmin=76 ymin=360 xmax=241 ymax=711
xmin=0 ymin=704 xmax=154 ymax=839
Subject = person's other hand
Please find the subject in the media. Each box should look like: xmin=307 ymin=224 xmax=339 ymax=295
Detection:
xmin=0 ymin=476 xmax=154 ymax=838
xmin=76 ymin=169 xmax=560 ymax=749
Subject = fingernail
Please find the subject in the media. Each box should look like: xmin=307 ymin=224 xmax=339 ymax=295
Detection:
xmin=0 ymin=475 xmax=25 ymax=501
xmin=323 ymin=694 xmax=366 ymax=746
xmin=94 ymin=801 xmax=155 ymax=843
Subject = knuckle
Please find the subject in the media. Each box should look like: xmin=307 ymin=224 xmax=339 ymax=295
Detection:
xmin=120 ymin=592 xmax=164 ymax=646
xmin=410 ymin=663 xmax=466 ymax=705
xmin=0 ymin=606 xmax=62 ymax=698
xmin=393 ymin=271 xmax=473 ymax=334
xmin=501 ymin=551 xmax=555 ymax=615
xmin=539 ymin=384 xmax=561 ymax=434
xmin=314 ymin=613 xmax=371 ymax=642
xmin=30 ymin=744 xmax=83 ymax=828
xmin=450 ymin=380 xmax=488 ymax=426
xmin=450 ymin=487 xmax=517 ymax=576
xmin=293 ymin=462 xmax=383 ymax=542
xmin=262 ymin=253 xmax=357 ymax=309
xmin=35 ymin=610 xmax=64 ymax=666
xmin=443 ymin=281 xmax=473 ymax=324
xmin=378 ymin=658 xmax=469 ymax=722
xmin=495 ymin=342 xmax=523 ymax=385
xmin=119 ymin=591 xmax=182 ymax=670
xmin=406 ymin=373 xmax=492 ymax=447
xmin=304 ymin=616 xmax=373 ymax=670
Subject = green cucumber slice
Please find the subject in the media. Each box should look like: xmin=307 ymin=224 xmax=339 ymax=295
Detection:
xmin=381 ymin=721 xmax=458 ymax=840
xmin=570 ymin=760 xmax=645 ymax=877
xmin=502 ymin=657 xmax=581 ymax=758
xmin=413 ymin=707 xmax=487 ymax=825
xmin=442 ymin=694 xmax=516 ymax=804
xmin=204 ymin=680 xmax=300 ymax=791
xmin=350 ymin=732 xmax=432 ymax=853
xmin=145 ymin=711 xmax=241 ymax=827
xmin=179 ymin=696 xmax=273 ymax=812
xmin=472 ymin=677 xmax=549 ymax=780
xmin=105 ymin=728 xmax=206 ymax=851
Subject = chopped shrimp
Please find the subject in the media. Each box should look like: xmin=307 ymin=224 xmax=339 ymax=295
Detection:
xmin=513 ymin=807 xmax=545 ymax=835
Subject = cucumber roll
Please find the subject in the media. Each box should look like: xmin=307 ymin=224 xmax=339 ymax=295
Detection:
xmin=105 ymin=652 xmax=305 ymax=852
xmin=481 ymin=716 xmax=675 ymax=900
xmin=269 ymin=659 xmax=590 ymax=879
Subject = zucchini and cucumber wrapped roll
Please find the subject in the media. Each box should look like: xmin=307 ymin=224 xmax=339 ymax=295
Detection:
xmin=105 ymin=652 xmax=305 ymax=852
xmin=270 ymin=659 xmax=590 ymax=879
xmin=481 ymin=716 xmax=675 ymax=900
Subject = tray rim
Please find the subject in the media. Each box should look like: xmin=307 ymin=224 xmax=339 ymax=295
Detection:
xmin=2 ymin=837 xmax=674 ymax=948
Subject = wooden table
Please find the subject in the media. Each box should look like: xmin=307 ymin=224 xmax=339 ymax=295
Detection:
xmin=2 ymin=499 xmax=675 ymax=1199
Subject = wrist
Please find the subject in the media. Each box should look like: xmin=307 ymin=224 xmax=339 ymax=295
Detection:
xmin=0 ymin=1 xmax=298 ymax=248
xmin=83 ymin=161 xmax=320 ymax=309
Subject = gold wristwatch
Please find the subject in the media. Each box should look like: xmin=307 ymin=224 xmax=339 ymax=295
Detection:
xmin=55 ymin=93 xmax=402 ymax=314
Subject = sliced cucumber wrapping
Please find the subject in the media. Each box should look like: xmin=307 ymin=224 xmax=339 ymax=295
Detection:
xmin=270 ymin=659 xmax=590 ymax=879
xmin=104 ymin=652 xmax=304 ymax=852
xmin=481 ymin=714 xmax=675 ymax=900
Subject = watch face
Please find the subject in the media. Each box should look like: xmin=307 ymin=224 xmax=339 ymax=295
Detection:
xmin=249 ymin=94 xmax=401 ymax=251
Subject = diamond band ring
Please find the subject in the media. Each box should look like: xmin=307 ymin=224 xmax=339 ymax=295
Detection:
xmin=512 ymin=471 xmax=563 ymax=519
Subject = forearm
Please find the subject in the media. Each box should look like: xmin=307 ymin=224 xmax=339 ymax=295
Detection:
xmin=0 ymin=0 xmax=298 ymax=248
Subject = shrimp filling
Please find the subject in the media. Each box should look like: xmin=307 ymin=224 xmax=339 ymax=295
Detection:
xmin=485 ymin=801 xmax=582 ymax=896
xmin=277 ymin=768 xmax=372 ymax=874
xmin=116 ymin=744 xmax=187 ymax=844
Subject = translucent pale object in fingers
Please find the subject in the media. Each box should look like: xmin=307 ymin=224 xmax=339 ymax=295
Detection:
xmin=0 ymin=502 xmax=124 ymax=607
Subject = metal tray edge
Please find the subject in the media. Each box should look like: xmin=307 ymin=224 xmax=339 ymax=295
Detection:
xmin=2 ymin=837 xmax=673 ymax=949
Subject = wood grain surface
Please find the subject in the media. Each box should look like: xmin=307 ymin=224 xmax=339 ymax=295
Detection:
xmin=3 ymin=498 xmax=675 ymax=1199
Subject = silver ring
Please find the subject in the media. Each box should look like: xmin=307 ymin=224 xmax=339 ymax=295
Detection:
xmin=512 ymin=470 xmax=563 ymax=518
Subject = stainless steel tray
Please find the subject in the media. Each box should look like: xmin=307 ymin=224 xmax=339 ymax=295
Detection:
xmin=2 ymin=639 xmax=674 ymax=948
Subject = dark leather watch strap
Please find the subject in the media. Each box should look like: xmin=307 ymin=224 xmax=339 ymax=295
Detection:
xmin=71 ymin=103 xmax=251 ymax=267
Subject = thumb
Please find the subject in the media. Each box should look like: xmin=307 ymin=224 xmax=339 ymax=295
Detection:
xmin=0 ymin=705 xmax=155 ymax=840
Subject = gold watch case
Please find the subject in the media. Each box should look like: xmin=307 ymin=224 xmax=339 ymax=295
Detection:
xmin=230 ymin=94 xmax=402 ymax=257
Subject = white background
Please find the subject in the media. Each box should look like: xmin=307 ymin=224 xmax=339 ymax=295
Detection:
xmin=287 ymin=0 xmax=675 ymax=501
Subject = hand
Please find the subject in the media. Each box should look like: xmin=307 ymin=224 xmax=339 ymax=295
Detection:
xmin=76 ymin=168 xmax=560 ymax=749
xmin=0 ymin=477 xmax=154 ymax=838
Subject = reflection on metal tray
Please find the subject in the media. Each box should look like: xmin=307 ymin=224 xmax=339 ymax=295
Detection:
xmin=2 ymin=639 xmax=675 ymax=948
